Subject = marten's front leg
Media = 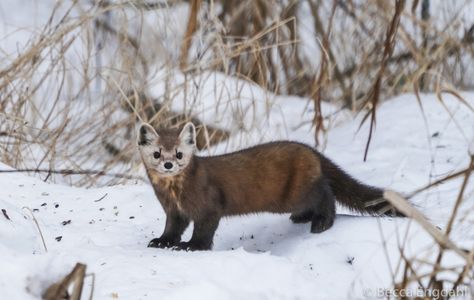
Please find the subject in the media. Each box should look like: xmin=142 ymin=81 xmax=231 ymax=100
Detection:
xmin=148 ymin=210 xmax=189 ymax=248
xmin=174 ymin=212 xmax=220 ymax=251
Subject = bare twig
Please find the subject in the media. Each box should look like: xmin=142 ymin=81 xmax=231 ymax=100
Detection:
xmin=308 ymin=0 xmax=337 ymax=146
xmin=179 ymin=0 xmax=202 ymax=70
xmin=427 ymin=155 xmax=473 ymax=288
xmin=22 ymin=207 xmax=48 ymax=252
xmin=407 ymin=168 xmax=468 ymax=199
xmin=0 ymin=169 xmax=143 ymax=181
xmin=1 ymin=208 xmax=10 ymax=221
xmin=94 ymin=193 xmax=109 ymax=202
xmin=362 ymin=0 xmax=406 ymax=161
xmin=383 ymin=191 xmax=470 ymax=261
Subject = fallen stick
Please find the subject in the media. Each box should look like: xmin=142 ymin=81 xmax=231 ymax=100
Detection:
xmin=43 ymin=263 xmax=86 ymax=300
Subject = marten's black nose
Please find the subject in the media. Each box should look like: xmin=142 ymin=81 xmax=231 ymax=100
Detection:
xmin=164 ymin=162 xmax=173 ymax=170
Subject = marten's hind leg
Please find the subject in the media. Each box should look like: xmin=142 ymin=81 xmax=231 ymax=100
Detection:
xmin=309 ymin=178 xmax=335 ymax=233
xmin=290 ymin=209 xmax=313 ymax=223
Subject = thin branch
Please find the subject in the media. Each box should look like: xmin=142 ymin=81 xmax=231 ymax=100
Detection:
xmin=427 ymin=155 xmax=473 ymax=288
xmin=407 ymin=168 xmax=467 ymax=199
xmin=179 ymin=0 xmax=202 ymax=70
xmin=0 ymin=169 xmax=144 ymax=181
xmin=22 ymin=207 xmax=48 ymax=252
xmin=383 ymin=190 xmax=471 ymax=262
xmin=362 ymin=0 xmax=406 ymax=161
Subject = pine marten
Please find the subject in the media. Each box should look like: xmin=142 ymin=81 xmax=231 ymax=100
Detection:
xmin=137 ymin=122 xmax=402 ymax=251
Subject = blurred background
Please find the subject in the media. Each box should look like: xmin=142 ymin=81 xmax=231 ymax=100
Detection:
xmin=0 ymin=0 xmax=473 ymax=186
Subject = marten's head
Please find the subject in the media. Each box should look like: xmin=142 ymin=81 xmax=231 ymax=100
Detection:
xmin=137 ymin=122 xmax=196 ymax=177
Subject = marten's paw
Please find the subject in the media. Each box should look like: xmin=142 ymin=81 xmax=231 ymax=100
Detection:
xmin=310 ymin=215 xmax=334 ymax=233
xmin=172 ymin=241 xmax=211 ymax=251
xmin=290 ymin=210 xmax=314 ymax=223
xmin=147 ymin=237 xmax=177 ymax=248
xmin=171 ymin=242 xmax=192 ymax=251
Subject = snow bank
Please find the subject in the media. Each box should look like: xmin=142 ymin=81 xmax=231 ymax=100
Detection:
xmin=1 ymin=92 xmax=472 ymax=299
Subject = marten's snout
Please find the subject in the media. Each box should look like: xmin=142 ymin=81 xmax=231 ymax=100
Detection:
xmin=164 ymin=162 xmax=173 ymax=170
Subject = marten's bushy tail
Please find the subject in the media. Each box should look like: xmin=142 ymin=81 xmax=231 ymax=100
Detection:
xmin=318 ymin=154 xmax=404 ymax=217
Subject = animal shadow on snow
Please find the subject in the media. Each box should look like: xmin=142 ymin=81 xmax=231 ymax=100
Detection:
xmin=212 ymin=213 xmax=348 ymax=254
xmin=211 ymin=214 xmax=378 ymax=255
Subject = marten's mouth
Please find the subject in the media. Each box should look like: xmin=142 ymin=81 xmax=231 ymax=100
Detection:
xmin=159 ymin=170 xmax=177 ymax=176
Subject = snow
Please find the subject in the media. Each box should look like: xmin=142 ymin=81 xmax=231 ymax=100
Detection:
xmin=1 ymin=92 xmax=473 ymax=299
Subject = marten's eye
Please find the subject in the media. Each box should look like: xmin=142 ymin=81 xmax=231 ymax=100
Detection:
xmin=176 ymin=151 xmax=183 ymax=160
xmin=153 ymin=151 xmax=161 ymax=159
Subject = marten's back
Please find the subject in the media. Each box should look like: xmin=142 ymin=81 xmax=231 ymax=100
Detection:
xmin=195 ymin=142 xmax=323 ymax=215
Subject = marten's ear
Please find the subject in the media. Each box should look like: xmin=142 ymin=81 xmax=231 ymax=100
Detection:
xmin=179 ymin=122 xmax=196 ymax=147
xmin=137 ymin=123 xmax=159 ymax=146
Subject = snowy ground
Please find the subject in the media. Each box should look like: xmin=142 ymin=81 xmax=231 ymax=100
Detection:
xmin=1 ymin=92 xmax=473 ymax=299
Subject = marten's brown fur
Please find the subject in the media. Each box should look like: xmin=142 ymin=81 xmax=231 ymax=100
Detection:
xmin=138 ymin=122 xmax=402 ymax=251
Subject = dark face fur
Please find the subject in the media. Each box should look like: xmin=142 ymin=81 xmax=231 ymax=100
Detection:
xmin=137 ymin=122 xmax=196 ymax=177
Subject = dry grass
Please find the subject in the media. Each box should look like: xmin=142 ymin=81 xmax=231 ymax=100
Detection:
xmin=0 ymin=0 xmax=472 ymax=185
